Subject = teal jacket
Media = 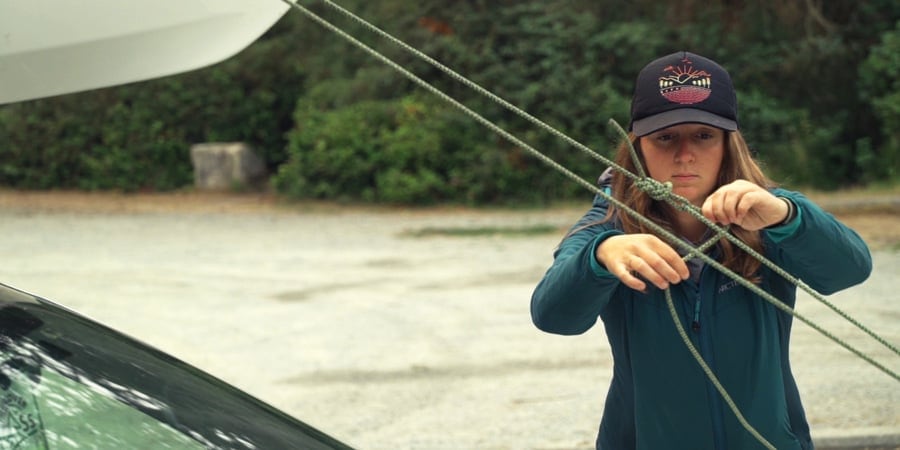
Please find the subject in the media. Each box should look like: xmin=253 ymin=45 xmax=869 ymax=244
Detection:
xmin=530 ymin=189 xmax=872 ymax=450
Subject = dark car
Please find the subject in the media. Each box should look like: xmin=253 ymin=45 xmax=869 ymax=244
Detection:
xmin=0 ymin=282 xmax=353 ymax=449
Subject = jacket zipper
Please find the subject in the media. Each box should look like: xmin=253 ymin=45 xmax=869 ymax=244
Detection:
xmin=693 ymin=267 xmax=727 ymax=450
xmin=691 ymin=300 xmax=701 ymax=332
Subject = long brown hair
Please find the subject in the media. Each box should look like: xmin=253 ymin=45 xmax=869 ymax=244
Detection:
xmin=607 ymin=130 xmax=775 ymax=280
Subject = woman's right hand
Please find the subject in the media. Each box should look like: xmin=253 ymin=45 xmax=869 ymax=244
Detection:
xmin=596 ymin=234 xmax=690 ymax=292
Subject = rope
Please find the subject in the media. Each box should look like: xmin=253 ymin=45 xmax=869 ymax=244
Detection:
xmin=665 ymin=290 xmax=776 ymax=450
xmin=278 ymin=0 xmax=899 ymax=445
xmin=290 ymin=0 xmax=643 ymax=185
xmin=603 ymin=120 xmax=900 ymax=382
xmin=305 ymin=0 xmax=900 ymax=362
xmin=283 ymin=0 xmax=899 ymax=369
xmin=604 ymin=121 xmax=900 ymax=360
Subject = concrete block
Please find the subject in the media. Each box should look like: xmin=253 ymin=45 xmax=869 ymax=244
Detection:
xmin=190 ymin=142 xmax=266 ymax=190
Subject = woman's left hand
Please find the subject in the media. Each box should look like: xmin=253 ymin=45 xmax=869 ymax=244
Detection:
xmin=701 ymin=180 xmax=790 ymax=230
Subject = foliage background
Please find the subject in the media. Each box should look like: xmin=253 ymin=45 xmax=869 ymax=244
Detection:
xmin=1 ymin=1 xmax=898 ymax=204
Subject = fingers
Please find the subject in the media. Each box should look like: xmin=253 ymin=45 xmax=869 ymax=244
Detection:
xmin=613 ymin=258 xmax=648 ymax=292
xmin=598 ymin=235 xmax=690 ymax=292
xmin=703 ymin=180 xmax=785 ymax=230
xmin=703 ymin=187 xmax=747 ymax=226
xmin=627 ymin=251 xmax=688 ymax=290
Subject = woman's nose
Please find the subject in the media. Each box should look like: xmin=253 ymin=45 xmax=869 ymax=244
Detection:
xmin=674 ymin=143 xmax=694 ymax=162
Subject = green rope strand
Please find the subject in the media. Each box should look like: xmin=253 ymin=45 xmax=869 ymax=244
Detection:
xmin=600 ymin=123 xmax=900 ymax=381
xmin=312 ymin=0 xmax=899 ymax=362
xmin=297 ymin=0 xmax=898 ymax=361
xmin=605 ymin=120 xmax=900 ymax=359
xmin=281 ymin=0 xmax=898 ymax=382
xmin=278 ymin=0 xmax=601 ymax=198
xmin=665 ymin=290 xmax=776 ymax=450
xmin=301 ymin=0 xmax=643 ymax=184
xmin=599 ymin=179 xmax=900 ymax=382
xmin=626 ymin=138 xmax=648 ymax=179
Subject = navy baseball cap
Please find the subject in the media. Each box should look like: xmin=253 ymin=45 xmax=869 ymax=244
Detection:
xmin=629 ymin=51 xmax=738 ymax=137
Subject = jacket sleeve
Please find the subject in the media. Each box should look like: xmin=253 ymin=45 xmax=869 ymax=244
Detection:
xmin=763 ymin=189 xmax=872 ymax=295
xmin=530 ymin=194 xmax=624 ymax=335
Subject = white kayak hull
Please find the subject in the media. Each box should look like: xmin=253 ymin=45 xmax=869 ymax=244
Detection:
xmin=0 ymin=0 xmax=290 ymax=104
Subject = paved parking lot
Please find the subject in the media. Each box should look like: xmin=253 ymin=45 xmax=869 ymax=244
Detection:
xmin=0 ymin=191 xmax=897 ymax=449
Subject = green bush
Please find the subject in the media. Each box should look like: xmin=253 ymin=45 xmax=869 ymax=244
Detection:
xmin=858 ymin=20 xmax=900 ymax=183
xmin=2 ymin=1 xmax=898 ymax=200
xmin=275 ymin=96 xmax=516 ymax=204
xmin=273 ymin=83 xmax=635 ymax=206
xmin=0 ymin=15 xmax=307 ymax=191
xmin=738 ymin=90 xmax=841 ymax=188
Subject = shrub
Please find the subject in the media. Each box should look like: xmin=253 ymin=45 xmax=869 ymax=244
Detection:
xmin=858 ymin=20 xmax=900 ymax=183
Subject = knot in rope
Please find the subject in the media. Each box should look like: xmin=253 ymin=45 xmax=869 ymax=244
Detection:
xmin=636 ymin=177 xmax=673 ymax=201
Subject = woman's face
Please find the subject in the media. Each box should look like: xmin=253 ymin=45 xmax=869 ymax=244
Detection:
xmin=639 ymin=123 xmax=725 ymax=206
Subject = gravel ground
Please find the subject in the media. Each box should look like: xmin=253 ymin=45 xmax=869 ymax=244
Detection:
xmin=0 ymin=190 xmax=896 ymax=449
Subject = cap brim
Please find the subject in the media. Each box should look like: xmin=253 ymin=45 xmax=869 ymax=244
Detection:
xmin=631 ymin=108 xmax=737 ymax=137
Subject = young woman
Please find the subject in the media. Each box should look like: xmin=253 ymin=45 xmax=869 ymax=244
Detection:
xmin=530 ymin=51 xmax=872 ymax=450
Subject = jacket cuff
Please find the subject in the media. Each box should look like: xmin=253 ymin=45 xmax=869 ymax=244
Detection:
xmin=765 ymin=198 xmax=803 ymax=242
xmin=588 ymin=230 xmax=625 ymax=277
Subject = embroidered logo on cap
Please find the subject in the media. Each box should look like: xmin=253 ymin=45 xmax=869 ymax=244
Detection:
xmin=659 ymin=56 xmax=712 ymax=105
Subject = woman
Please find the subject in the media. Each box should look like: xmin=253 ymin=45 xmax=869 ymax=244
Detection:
xmin=530 ymin=51 xmax=872 ymax=450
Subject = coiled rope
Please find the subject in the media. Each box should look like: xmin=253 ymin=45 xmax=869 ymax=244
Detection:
xmin=279 ymin=0 xmax=899 ymax=446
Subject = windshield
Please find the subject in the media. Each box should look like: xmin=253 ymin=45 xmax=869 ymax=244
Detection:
xmin=1 ymin=352 xmax=205 ymax=449
xmin=0 ymin=289 xmax=352 ymax=450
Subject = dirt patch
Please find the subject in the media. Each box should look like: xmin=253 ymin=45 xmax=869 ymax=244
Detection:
xmin=0 ymin=189 xmax=287 ymax=214
xmin=832 ymin=213 xmax=900 ymax=251
xmin=0 ymin=187 xmax=895 ymax=448
xmin=1 ymin=188 xmax=897 ymax=250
